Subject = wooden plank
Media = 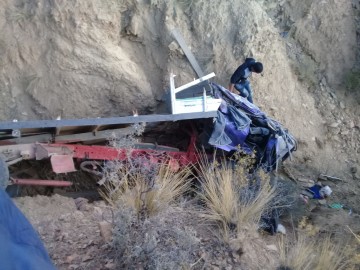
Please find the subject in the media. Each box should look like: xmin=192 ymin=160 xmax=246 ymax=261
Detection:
xmin=54 ymin=127 xmax=135 ymax=143
xmin=0 ymin=133 xmax=53 ymax=144
xmin=0 ymin=111 xmax=217 ymax=130
xmin=171 ymin=28 xmax=204 ymax=78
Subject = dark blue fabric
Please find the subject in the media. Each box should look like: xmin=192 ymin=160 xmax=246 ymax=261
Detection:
xmin=209 ymin=105 xmax=251 ymax=152
xmin=230 ymin=58 xmax=256 ymax=84
xmin=222 ymin=116 xmax=251 ymax=152
xmin=307 ymin=185 xmax=323 ymax=199
xmin=210 ymin=82 xmax=297 ymax=172
xmin=264 ymin=136 xmax=278 ymax=172
xmin=0 ymin=189 xmax=55 ymax=270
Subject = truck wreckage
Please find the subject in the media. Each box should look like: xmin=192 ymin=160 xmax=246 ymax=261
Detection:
xmin=0 ymin=71 xmax=296 ymax=190
xmin=0 ymin=30 xmax=296 ymax=190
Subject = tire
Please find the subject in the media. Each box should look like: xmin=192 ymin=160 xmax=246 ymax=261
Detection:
xmin=0 ymin=154 xmax=9 ymax=190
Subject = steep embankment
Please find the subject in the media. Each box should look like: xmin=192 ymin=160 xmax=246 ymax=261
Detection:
xmin=259 ymin=0 xmax=360 ymax=174
xmin=0 ymin=0 xmax=165 ymax=120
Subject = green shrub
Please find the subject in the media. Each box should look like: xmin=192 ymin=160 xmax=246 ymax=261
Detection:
xmin=344 ymin=71 xmax=360 ymax=92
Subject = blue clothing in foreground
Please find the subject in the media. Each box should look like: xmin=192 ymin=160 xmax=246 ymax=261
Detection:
xmin=0 ymin=189 xmax=55 ymax=270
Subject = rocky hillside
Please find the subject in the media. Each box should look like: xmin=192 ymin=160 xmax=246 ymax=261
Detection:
xmin=0 ymin=0 xmax=359 ymax=175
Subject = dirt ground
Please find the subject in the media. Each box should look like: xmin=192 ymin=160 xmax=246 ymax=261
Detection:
xmin=2 ymin=0 xmax=360 ymax=269
xmin=13 ymin=175 xmax=360 ymax=269
xmin=14 ymin=195 xmax=115 ymax=269
xmin=14 ymin=194 xmax=283 ymax=270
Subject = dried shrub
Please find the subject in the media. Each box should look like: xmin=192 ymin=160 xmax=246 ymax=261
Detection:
xmin=278 ymin=234 xmax=315 ymax=270
xmin=112 ymin=207 xmax=200 ymax=269
xmin=102 ymin=126 xmax=199 ymax=268
xmin=196 ymin=153 xmax=276 ymax=240
xmin=99 ymin=122 xmax=191 ymax=218
xmin=278 ymin=234 xmax=354 ymax=270
xmin=313 ymin=237 xmax=352 ymax=270
xmin=100 ymin=159 xmax=192 ymax=218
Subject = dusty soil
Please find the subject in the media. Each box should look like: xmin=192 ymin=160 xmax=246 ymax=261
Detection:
xmin=14 ymin=183 xmax=360 ymax=269
xmin=14 ymin=194 xmax=282 ymax=270
xmin=2 ymin=0 xmax=360 ymax=269
xmin=14 ymin=195 xmax=115 ymax=269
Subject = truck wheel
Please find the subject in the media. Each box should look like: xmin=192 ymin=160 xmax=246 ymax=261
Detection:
xmin=0 ymin=154 xmax=9 ymax=190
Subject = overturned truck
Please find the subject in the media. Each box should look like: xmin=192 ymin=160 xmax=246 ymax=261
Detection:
xmin=0 ymin=72 xmax=296 ymax=190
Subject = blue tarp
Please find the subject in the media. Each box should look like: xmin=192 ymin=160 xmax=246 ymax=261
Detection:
xmin=209 ymin=83 xmax=297 ymax=172
xmin=0 ymin=189 xmax=55 ymax=270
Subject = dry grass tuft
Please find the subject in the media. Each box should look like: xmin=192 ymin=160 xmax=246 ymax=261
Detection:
xmin=101 ymin=130 xmax=199 ymax=268
xmin=196 ymin=154 xmax=276 ymax=239
xmin=197 ymin=157 xmax=237 ymax=228
xmin=313 ymin=236 xmax=352 ymax=270
xmin=120 ymin=163 xmax=192 ymax=217
xmin=237 ymin=169 xmax=275 ymax=225
xmin=348 ymin=226 xmax=360 ymax=244
xmin=278 ymin=234 xmax=354 ymax=270
xmin=278 ymin=234 xmax=315 ymax=270
xmin=100 ymin=160 xmax=192 ymax=218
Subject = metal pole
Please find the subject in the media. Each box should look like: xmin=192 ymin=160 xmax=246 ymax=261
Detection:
xmin=11 ymin=178 xmax=73 ymax=187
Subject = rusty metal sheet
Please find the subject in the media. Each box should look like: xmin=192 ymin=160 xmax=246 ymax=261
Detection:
xmin=50 ymin=155 xmax=76 ymax=174
xmin=35 ymin=144 xmax=73 ymax=160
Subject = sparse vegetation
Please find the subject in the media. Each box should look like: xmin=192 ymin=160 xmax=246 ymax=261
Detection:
xmin=344 ymin=70 xmax=360 ymax=92
xmin=314 ymin=237 xmax=351 ymax=270
xmin=99 ymin=126 xmax=192 ymax=217
xmin=99 ymin=133 xmax=198 ymax=268
xmin=196 ymin=153 xmax=276 ymax=240
xmin=278 ymin=234 xmax=354 ymax=270
xmin=100 ymin=135 xmax=284 ymax=268
xmin=112 ymin=206 xmax=200 ymax=269
xmin=278 ymin=234 xmax=316 ymax=270
xmin=98 ymin=125 xmax=199 ymax=267
xmin=106 ymin=162 xmax=192 ymax=218
xmin=291 ymin=54 xmax=318 ymax=87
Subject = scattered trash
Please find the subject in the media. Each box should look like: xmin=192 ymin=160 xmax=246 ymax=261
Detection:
xmin=318 ymin=174 xmax=345 ymax=182
xmin=328 ymin=203 xmax=353 ymax=215
xmin=261 ymin=209 xmax=286 ymax=235
xmin=276 ymin=224 xmax=287 ymax=235
xmin=329 ymin=203 xmax=343 ymax=209
xmin=301 ymin=184 xmax=332 ymax=200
